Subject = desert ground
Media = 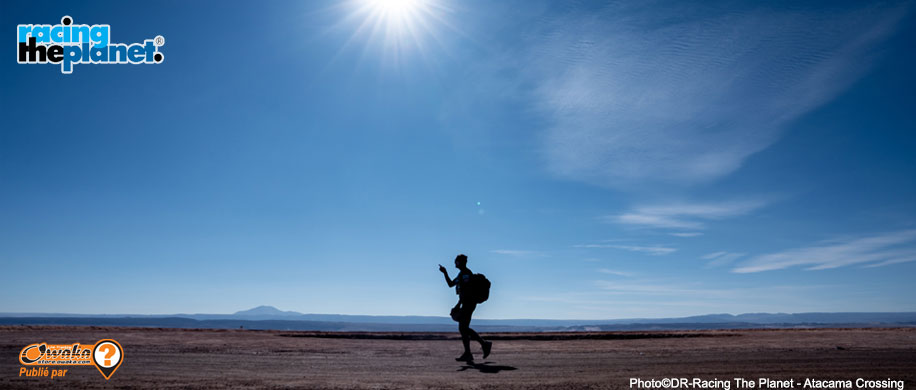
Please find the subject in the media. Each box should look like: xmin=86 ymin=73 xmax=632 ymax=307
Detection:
xmin=1 ymin=326 xmax=914 ymax=389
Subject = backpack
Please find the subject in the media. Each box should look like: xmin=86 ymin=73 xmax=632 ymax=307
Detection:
xmin=464 ymin=273 xmax=491 ymax=304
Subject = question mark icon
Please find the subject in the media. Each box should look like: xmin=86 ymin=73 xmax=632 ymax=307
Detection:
xmin=92 ymin=340 xmax=123 ymax=380
xmin=100 ymin=344 xmax=115 ymax=366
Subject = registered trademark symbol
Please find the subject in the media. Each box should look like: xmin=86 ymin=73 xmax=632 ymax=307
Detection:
xmin=154 ymin=35 xmax=165 ymax=46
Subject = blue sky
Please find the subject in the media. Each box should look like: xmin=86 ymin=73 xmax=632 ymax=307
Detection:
xmin=2 ymin=0 xmax=915 ymax=319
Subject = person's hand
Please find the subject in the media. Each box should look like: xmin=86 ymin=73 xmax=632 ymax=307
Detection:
xmin=438 ymin=264 xmax=447 ymax=273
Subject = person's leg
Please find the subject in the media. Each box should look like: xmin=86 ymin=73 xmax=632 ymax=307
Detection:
xmin=463 ymin=303 xmax=493 ymax=358
xmin=463 ymin=303 xmax=485 ymax=345
xmin=458 ymin=319 xmax=472 ymax=354
xmin=457 ymin=306 xmax=473 ymax=360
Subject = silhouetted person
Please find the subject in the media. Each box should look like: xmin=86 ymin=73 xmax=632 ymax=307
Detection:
xmin=439 ymin=254 xmax=492 ymax=362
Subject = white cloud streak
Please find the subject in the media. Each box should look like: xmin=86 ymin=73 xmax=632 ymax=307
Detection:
xmin=490 ymin=249 xmax=547 ymax=257
xmin=591 ymin=280 xmax=827 ymax=301
xmin=575 ymin=244 xmax=676 ymax=255
xmin=670 ymin=232 xmax=704 ymax=238
xmin=702 ymin=251 xmax=746 ymax=267
xmin=733 ymin=230 xmax=916 ymax=273
xmin=597 ymin=268 xmax=634 ymax=277
xmin=520 ymin=2 xmax=906 ymax=187
xmin=609 ymin=200 xmax=766 ymax=230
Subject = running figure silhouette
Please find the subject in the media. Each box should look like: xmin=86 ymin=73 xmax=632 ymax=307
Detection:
xmin=439 ymin=254 xmax=492 ymax=362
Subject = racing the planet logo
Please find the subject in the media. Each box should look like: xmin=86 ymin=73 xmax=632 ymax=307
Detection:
xmin=17 ymin=15 xmax=164 ymax=74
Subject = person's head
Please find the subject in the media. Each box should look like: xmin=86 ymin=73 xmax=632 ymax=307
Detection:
xmin=454 ymin=254 xmax=468 ymax=269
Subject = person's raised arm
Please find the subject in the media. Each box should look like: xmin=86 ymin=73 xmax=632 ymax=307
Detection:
xmin=439 ymin=264 xmax=456 ymax=287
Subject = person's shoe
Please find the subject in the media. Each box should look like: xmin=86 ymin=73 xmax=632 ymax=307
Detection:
xmin=482 ymin=341 xmax=492 ymax=359
xmin=455 ymin=352 xmax=473 ymax=362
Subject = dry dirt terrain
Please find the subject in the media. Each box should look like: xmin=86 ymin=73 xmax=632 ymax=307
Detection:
xmin=1 ymin=326 xmax=914 ymax=389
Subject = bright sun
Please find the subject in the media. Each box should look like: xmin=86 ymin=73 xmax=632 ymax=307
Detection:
xmin=369 ymin=0 xmax=420 ymax=21
xmin=344 ymin=0 xmax=451 ymax=66
xmin=362 ymin=0 xmax=431 ymax=35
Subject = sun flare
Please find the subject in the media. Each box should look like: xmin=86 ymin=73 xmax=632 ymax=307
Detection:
xmin=343 ymin=0 xmax=452 ymax=67
xmin=369 ymin=0 xmax=420 ymax=22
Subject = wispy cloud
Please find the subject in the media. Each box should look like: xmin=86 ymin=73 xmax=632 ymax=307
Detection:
xmin=597 ymin=268 xmax=634 ymax=277
xmin=592 ymin=279 xmax=828 ymax=301
xmin=702 ymin=251 xmax=746 ymax=267
xmin=670 ymin=232 xmax=704 ymax=238
xmin=733 ymin=230 xmax=916 ymax=273
xmin=490 ymin=249 xmax=547 ymax=257
xmin=703 ymin=251 xmax=728 ymax=260
xmin=575 ymin=244 xmax=676 ymax=256
xmin=608 ymin=200 xmax=766 ymax=230
xmin=518 ymin=2 xmax=906 ymax=187
xmin=520 ymin=281 xmax=849 ymax=318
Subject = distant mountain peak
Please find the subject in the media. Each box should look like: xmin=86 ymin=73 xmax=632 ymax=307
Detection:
xmin=233 ymin=305 xmax=300 ymax=316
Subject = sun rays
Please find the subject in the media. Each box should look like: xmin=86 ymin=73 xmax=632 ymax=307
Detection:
xmin=333 ymin=0 xmax=456 ymax=70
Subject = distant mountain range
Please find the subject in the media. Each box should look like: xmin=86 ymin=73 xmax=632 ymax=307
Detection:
xmin=2 ymin=306 xmax=915 ymax=332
